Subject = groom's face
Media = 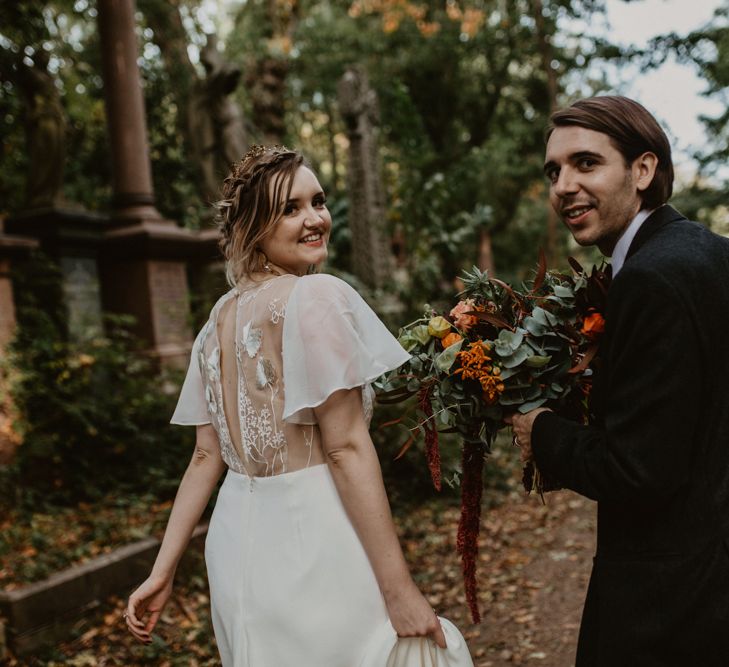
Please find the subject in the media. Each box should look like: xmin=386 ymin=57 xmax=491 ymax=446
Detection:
xmin=544 ymin=126 xmax=643 ymax=256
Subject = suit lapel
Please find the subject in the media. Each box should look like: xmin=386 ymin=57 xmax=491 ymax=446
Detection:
xmin=625 ymin=205 xmax=686 ymax=262
xmin=592 ymin=206 xmax=684 ymax=424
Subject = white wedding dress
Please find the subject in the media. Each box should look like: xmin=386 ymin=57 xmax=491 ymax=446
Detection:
xmin=170 ymin=273 xmax=411 ymax=667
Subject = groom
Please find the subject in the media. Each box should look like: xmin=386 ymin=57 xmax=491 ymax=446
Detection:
xmin=511 ymin=96 xmax=729 ymax=666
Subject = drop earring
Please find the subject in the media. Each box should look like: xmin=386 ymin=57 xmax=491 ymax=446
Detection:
xmin=258 ymin=249 xmax=272 ymax=273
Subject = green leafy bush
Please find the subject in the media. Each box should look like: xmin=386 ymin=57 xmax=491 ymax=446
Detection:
xmin=4 ymin=253 xmax=192 ymax=508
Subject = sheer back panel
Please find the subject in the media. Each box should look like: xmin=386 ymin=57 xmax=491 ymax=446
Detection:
xmin=171 ymin=272 xmax=411 ymax=478
xmin=199 ymin=276 xmax=323 ymax=477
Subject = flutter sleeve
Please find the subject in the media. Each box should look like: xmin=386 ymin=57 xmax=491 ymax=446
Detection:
xmin=170 ymin=329 xmax=212 ymax=426
xmin=282 ymin=274 xmax=410 ymax=424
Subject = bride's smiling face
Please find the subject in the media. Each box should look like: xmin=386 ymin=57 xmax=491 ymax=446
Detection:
xmin=260 ymin=166 xmax=332 ymax=275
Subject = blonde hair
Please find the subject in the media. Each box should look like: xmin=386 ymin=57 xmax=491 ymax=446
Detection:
xmin=215 ymin=145 xmax=304 ymax=286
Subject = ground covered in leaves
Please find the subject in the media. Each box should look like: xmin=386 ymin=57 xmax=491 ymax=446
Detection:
xmin=6 ymin=478 xmax=595 ymax=667
xmin=0 ymin=496 xmax=174 ymax=589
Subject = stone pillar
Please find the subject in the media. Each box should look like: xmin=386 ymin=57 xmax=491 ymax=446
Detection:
xmin=97 ymin=0 xmax=160 ymax=223
xmin=338 ymin=66 xmax=392 ymax=289
xmin=97 ymin=0 xmax=220 ymax=364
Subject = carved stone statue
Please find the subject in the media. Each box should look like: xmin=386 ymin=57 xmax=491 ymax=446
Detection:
xmin=16 ymin=51 xmax=66 ymax=209
xmin=188 ymin=35 xmax=248 ymax=202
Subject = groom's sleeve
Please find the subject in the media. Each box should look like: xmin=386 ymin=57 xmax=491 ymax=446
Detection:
xmin=531 ymin=266 xmax=701 ymax=504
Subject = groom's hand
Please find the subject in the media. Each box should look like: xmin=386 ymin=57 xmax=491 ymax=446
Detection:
xmin=504 ymin=408 xmax=551 ymax=463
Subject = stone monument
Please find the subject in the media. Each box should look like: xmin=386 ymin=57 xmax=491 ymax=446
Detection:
xmin=96 ymin=0 xmax=217 ymax=364
xmin=15 ymin=51 xmax=66 ymax=209
xmin=5 ymin=51 xmax=107 ymax=342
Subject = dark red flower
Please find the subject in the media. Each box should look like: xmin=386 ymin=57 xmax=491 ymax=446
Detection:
xmin=418 ymin=385 xmax=441 ymax=491
xmin=456 ymin=440 xmax=485 ymax=623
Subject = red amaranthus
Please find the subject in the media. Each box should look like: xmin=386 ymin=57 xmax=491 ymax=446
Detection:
xmin=417 ymin=384 xmax=442 ymax=492
xmin=456 ymin=440 xmax=486 ymax=623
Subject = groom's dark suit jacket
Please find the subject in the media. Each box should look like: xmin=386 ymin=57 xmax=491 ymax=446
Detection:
xmin=533 ymin=205 xmax=729 ymax=667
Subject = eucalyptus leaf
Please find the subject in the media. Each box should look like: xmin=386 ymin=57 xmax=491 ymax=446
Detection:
xmin=499 ymin=393 xmax=527 ymax=405
xmin=497 ymin=329 xmax=524 ymax=351
xmin=494 ymin=339 xmax=512 ymax=357
xmin=500 ymin=344 xmax=531 ymax=368
xmin=518 ymin=397 xmax=548 ymax=413
xmin=532 ymin=307 xmax=549 ymax=326
xmin=553 ymin=284 xmax=574 ymax=299
xmin=546 ymin=295 xmax=566 ymax=304
xmin=543 ymin=309 xmax=559 ymax=326
xmin=434 ymin=339 xmax=463 ymax=371
xmin=523 ymin=316 xmax=547 ymax=337
xmin=526 ymin=354 xmax=552 ymax=368
xmin=524 ymin=384 xmax=542 ymax=400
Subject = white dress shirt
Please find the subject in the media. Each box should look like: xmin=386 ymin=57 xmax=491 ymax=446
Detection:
xmin=610 ymin=207 xmax=655 ymax=277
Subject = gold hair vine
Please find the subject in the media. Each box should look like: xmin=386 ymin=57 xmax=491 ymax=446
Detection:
xmin=242 ymin=144 xmax=291 ymax=161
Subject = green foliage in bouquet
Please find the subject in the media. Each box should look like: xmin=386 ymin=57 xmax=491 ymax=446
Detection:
xmin=376 ymin=252 xmax=610 ymax=622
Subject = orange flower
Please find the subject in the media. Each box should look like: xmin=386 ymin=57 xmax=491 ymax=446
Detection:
xmin=454 ymin=341 xmax=505 ymax=404
xmin=581 ymin=311 xmax=606 ymax=339
xmin=479 ymin=374 xmax=505 ymax=405
xmin=454 ymin=341 xmax=491 ymax=380
xmin=442 ymin=332 xmax=463 ymax=348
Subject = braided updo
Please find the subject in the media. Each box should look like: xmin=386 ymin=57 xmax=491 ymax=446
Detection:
xmin=215 ymin=145 xmax=305 ymax=286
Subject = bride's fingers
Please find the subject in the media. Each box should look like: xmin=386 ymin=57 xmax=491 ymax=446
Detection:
xmin=429 ymin=616 xmax=447 ymax=649
xmin=126 ymin=598 xmax=147 ymax=629
xmin=125 ymin=614 xmax=151 ymax=642
xmin=145 ymin=609 xmax=162 ymax=634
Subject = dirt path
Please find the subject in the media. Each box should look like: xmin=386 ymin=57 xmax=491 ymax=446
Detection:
xmin=408 ymin=490 xmax=596 ymax=667
xmin=8 ymin=488 xmax=596 ymax=666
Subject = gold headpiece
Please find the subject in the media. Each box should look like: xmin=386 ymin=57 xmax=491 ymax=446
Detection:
xmin=242 ymin=144 xmax=291 ymax=161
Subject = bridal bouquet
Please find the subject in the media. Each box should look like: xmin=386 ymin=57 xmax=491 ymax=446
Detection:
xmin=376 ymin=254 xmax=610 ymax=622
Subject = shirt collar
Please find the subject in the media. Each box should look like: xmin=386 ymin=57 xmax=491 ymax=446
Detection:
xmin=610 ymin=208 xmax=654 ymax=276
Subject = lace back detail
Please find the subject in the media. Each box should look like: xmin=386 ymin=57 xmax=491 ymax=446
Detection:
xmin=197 ymin=276 xmax=322 ymax=477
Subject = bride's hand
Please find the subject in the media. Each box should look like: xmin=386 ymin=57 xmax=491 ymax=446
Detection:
xmin=124 ymin=574 xmax=173 ymax=643
xmin=385 ymin=580 xmax=447 ymax=649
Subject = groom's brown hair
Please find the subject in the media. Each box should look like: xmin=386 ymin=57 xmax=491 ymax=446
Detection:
xmin=548 ymin=96 xmax=674 ymax=210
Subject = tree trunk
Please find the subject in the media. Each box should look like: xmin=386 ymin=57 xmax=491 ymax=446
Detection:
xmin=246 ymin=0 xmax=300 ymax=144
xmin=137 ymin=0 xmax=197 ymax=141
xmin=246 ymin=58 xmax=289 ymax=144
xmin=478 ymin=227 xmax=496 ymax=276
xmin=324 ymin=99 xmax=339 ymax=193
xmin=532 ymin=0 xmax=560 ymax=267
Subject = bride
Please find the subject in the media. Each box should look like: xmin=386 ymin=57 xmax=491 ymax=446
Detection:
xmin=124 ymin=146 xmax=465 ymax=665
